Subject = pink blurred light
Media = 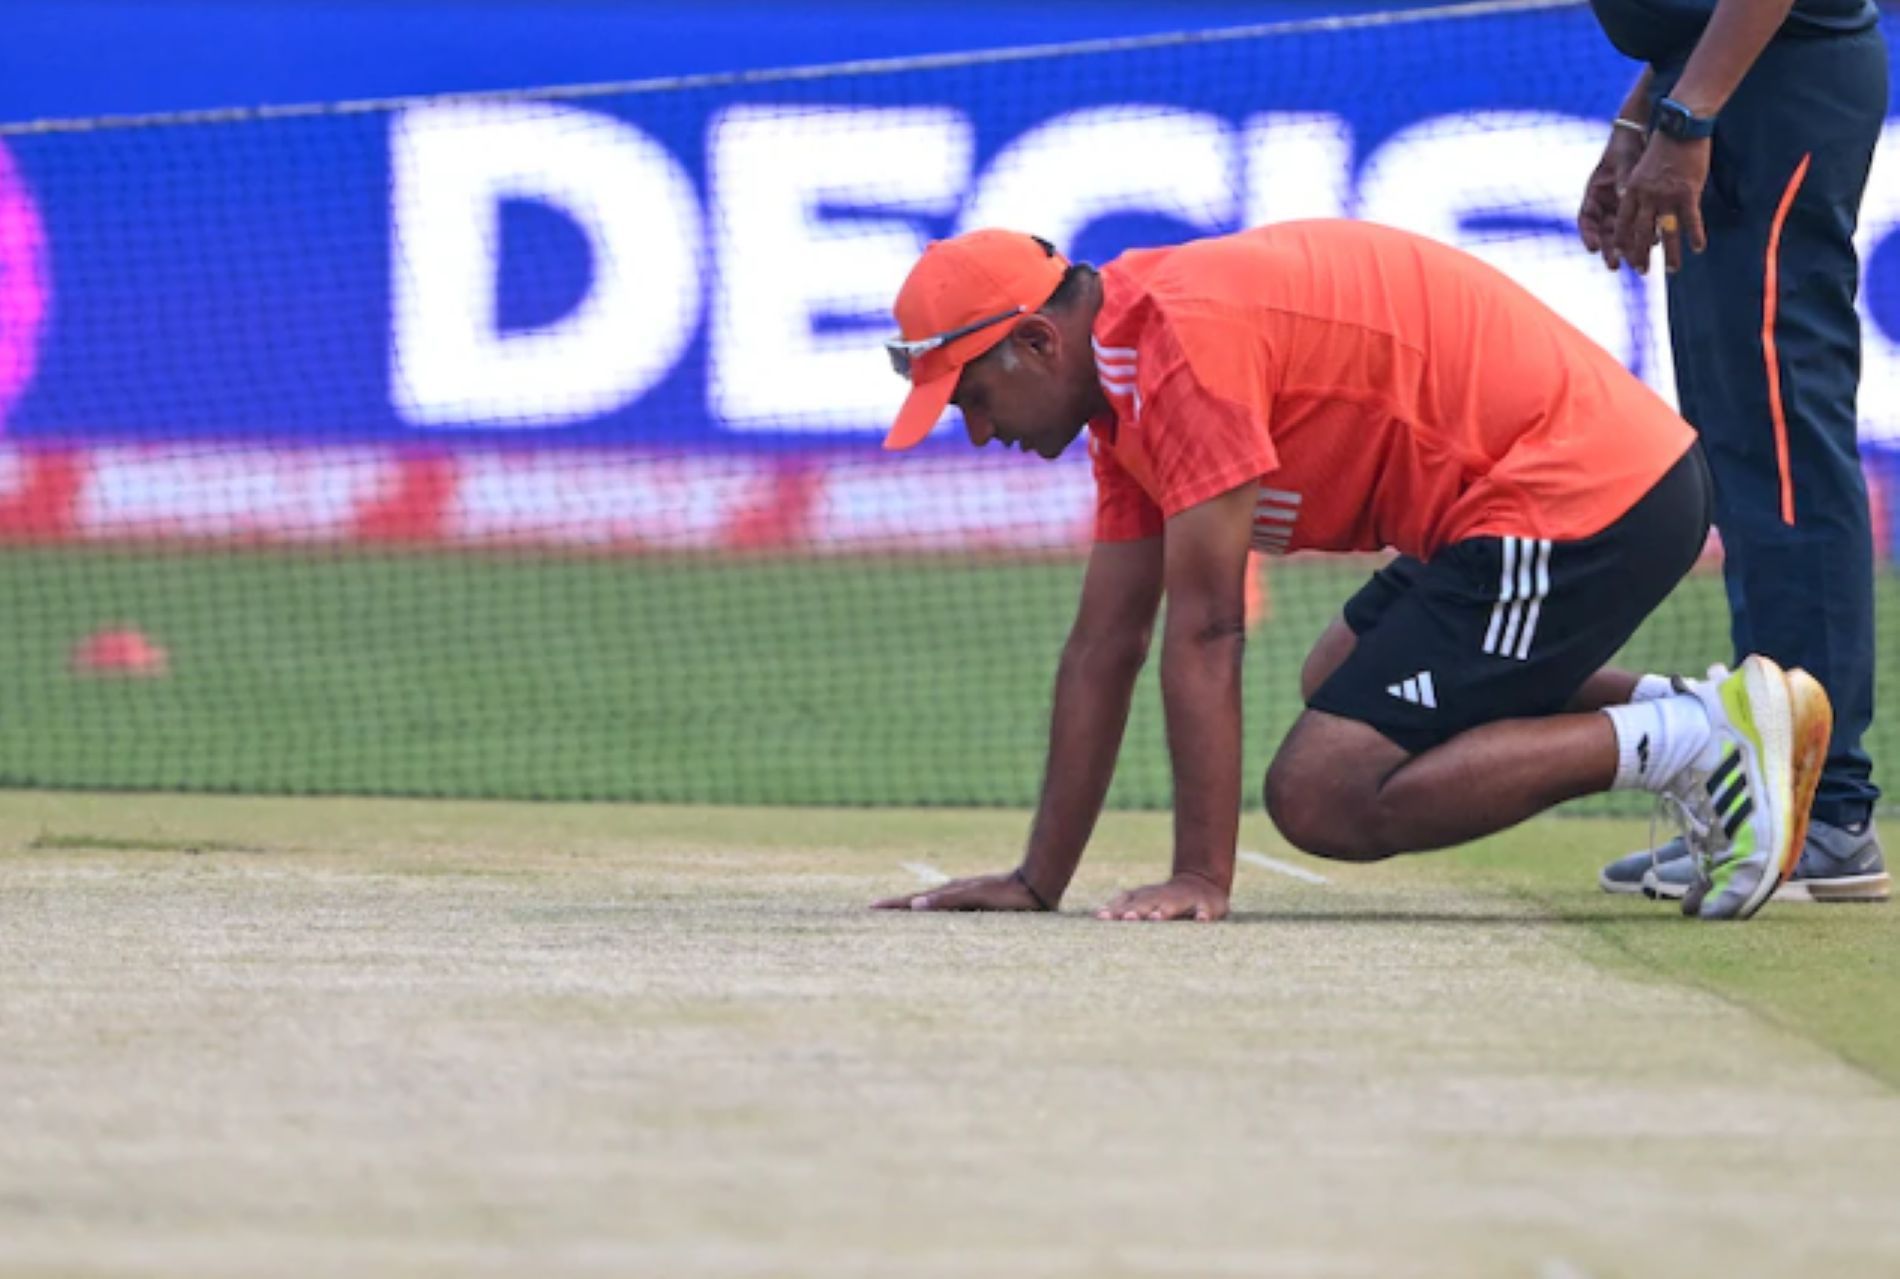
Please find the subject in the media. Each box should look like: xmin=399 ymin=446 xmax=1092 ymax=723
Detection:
xmin=0 ymin=140 xmax=50 ymax=432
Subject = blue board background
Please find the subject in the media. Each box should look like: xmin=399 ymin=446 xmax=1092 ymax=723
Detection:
xmin=0 ymin=1 xmax=1449 ymax=123
xmin=2 ymin=2 xmax=1898 ymax=460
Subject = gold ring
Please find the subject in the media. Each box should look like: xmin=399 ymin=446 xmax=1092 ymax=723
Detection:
xmin=1657 ymin=213 xmax=1680 ymax=234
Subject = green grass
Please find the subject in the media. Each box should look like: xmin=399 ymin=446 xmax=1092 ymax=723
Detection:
xmin=24 ymin=830 xmax=264 ymax=854
xmin=1 ymin=545 xmax=1894 ymax=808
xmin=1430 ymin=823 xmax=1900 ymax=1088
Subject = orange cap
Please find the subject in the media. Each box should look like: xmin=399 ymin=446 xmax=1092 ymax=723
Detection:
xmin=883 ymin=229 xmax=1069 ymax=451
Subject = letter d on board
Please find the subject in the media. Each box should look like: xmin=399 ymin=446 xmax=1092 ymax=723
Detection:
xmin=389 ymin=103 xmax=703 ymax=428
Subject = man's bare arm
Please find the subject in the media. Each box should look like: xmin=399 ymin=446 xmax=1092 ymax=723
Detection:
xmin=874 ymin=535 xmax=1162 ymax=911
xmin=1670 ymin=0 xmax=1799 ymax=119
xmin=1098 ymin=482 xmax=1256 ymax=922
xmin=1017 ymin=535 xmax=1165 ymax=905
xmin=1579 ymin=69 xmax=1655 ymax=269
xmin=1617 ymin=66 xmax=1657 ymax=125
xmin=1159 ymin=484 xmax=1257 ymax=891
xmin=1613 ymin=0 xmax=1797 ymax=272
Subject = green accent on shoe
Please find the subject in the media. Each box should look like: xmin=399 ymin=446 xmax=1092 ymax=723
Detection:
xmin=1718 ymin=672 xmax=1764 ymax=755
xmin=1704 ymin=742 xmax=1758 ymax=897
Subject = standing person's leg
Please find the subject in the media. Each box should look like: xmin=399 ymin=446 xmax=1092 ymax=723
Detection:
xmin=1613 ymin=30 xmax=1888 ymax=902
xmin=1704 ymin=30 xmax=1883 ymax=829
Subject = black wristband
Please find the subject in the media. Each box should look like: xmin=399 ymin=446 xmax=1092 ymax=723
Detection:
xmin=1654 ymin=97 xmax=1716 ymax=142
xmin=1012 ymin=867 xmax=1055 ymax=911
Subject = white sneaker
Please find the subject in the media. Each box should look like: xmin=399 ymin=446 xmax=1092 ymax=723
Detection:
xmin=1674 ymin=658 xmax=1830 ymax=922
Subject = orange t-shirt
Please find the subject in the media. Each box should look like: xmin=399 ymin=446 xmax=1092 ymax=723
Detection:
xmin=1087 ymin=220 xmax=1695 ymax=557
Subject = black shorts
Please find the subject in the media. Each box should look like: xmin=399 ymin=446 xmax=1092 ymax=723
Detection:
xmin=1307 ymin=445 xmax=1713 ymax=754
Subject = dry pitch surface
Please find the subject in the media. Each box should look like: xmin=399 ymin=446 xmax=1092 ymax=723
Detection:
xmin=3 ymin=791 xmax=1898 ymax=1278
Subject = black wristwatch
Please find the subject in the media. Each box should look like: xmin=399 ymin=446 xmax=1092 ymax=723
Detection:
xmin=1653 ymin=97 xmax=1717 ymax=142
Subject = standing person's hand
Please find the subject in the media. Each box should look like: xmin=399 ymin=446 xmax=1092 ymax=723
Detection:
xmin=1578 ymin=124 xmax=1648 ymax=270
xmin=1612 ymin=133 xmax=1711 ymax=276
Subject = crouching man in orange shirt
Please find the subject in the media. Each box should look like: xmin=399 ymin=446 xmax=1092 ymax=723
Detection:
xmin=871 ymin=222 xmax=1831 ymax=923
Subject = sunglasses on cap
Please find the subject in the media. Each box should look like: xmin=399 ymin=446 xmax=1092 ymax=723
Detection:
xmin=884 ymin=306 xmax=1025 ymax=380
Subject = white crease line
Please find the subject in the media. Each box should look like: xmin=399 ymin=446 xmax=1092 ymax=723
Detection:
xmin=1239 ymin=849 xmax=1329 ymax=885
xmin=900 ymin=861 xmax=949 ymax=887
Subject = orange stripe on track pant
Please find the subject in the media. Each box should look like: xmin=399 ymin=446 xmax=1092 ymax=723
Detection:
xmin=1762 ymin=152 xmax=1812 ymax=528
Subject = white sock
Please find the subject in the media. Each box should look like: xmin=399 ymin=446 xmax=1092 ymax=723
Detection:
xmin=1604 ymin=694 xmax=1718 ymax=792
xmin=1631 ymin=673 xmax=1676 ymax=703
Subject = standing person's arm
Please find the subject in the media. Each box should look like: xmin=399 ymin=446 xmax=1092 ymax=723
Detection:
xmin=1096 ymin=482 xmax=1257 ymax=923
xmin=1668 ymin=0 xmax=1801 ymax=117
xmin=1612 ymin=0 xmax=1800 ymax=274
xmin=1579 ymin=69 xmax=1655 ymax=269
xmin=872 ymin=536 xmax=1164 ymax=912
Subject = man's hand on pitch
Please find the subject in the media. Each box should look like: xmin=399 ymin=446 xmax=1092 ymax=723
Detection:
xmin=1612 ymin=133 xmax=1710 ymax=276
xmin=871 ymin=869 xmax=1051 ymax=913
xmin=1577 ymin=126 xmax=1646 ymax=269
xmin=1096 ymin=872 xmax=1229 ymax=923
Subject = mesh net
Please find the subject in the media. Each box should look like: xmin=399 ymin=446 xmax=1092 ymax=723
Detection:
xmin=0 ymin=0 xmax=1895 ymax=808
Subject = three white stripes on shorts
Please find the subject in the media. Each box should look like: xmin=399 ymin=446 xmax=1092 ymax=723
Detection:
xmin=1483 ymin=536 xmax=1551 ymax=662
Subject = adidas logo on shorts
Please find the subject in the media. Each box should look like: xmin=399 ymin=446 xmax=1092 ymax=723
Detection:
xmin=1386 ymin=671 xmax=1437 ymax=708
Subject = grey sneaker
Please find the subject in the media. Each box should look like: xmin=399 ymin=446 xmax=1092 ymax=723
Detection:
xmin=1778 ymin=820 xmax=1889 ymax=904
xmin=1643 ymin=819 xmax=1887 ymax=904
xmin=1599 ymin=836 xmax=1693 ymax=894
